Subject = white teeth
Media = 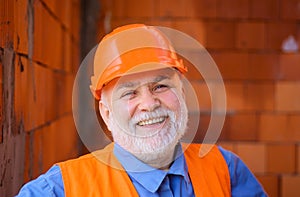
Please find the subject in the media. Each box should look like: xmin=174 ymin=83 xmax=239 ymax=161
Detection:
xmin=137 ymin=117 xmax=166 ymax=126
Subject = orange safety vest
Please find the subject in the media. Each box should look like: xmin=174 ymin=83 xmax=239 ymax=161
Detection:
xmin=58 ymin=143 xmax=231 ymax=196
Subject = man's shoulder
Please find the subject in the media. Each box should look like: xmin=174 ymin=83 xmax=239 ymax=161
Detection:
xmin=16 ymin=165 xmax=64 ymax=196
xmin=59 ymin=143 xmax=115 ymax=165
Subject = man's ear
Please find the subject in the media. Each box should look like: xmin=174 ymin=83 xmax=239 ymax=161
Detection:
xmin=99 ymin=100 xmax=112 ymax=131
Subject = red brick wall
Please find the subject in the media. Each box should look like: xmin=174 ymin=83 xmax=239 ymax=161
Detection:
xmin=99 ymin=0 xmax=300 ymax=196
xmin=0 ymin=0 xmax=81 ymax=196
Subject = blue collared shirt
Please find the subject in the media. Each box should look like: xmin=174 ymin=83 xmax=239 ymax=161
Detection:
xmin=113 ymin=143 xmax=194 ymax=196
xmin=16 ymin=145 xmax=267 ymax=196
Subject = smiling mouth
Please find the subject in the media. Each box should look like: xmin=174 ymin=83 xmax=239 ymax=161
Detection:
xmin=137 ymin=116 xmax=167 ymax=126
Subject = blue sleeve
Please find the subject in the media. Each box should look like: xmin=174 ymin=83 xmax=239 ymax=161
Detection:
xmin=16 ymin=165 xmax=65 ymax=197
xmin=218 ymin=146 xmax=268 ymax=197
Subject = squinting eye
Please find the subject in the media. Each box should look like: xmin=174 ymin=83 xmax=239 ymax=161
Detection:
xmin=121 ymin=91 xmax=137 ymax=99
xmin=152 ymin=84 xmax=169 ymax=92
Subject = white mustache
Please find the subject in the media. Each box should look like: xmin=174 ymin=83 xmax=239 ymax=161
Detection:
xmin=130 ymin=108 xmax=175 ymax=127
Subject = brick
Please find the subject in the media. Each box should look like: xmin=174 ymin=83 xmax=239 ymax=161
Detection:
xmin=71 ymin=39 xmax=80 ymax=70
xmin=266 ymin=144 xmax=296 ymax=173
xmin=44 ymin=68 xmax=56 ymax=121
xmin=288 ymin=115 xmax=300 ymax=142
xmin=236 ymin=22 xmax=265 ymax=50
xmin=24 ymin=64 xmax=50 ymax=130
xmin=281 ymin=175 xmax=300 ymax=197
xmin=42 ymin=0 xmax=72 ymax=29
xmin=70 ymin=0 xmax=80 ymax=41
xmin=205 ymin=21 xmax=236 ymax=49
xmin=62 ymin=32 xmax=72 ymax=73
xmin=244 ymin=83 xmax=274 ymax=111
xmin=188 ymin=113 xmax=203 ymax=143
xmin=279 ymin=53 xmax=300 ymax=80
xmin=225 ymin=82 xmax=246 ymax=111
xmin=196 ymin=113 xmax=227 ymax=143
xmin=247 ymin=53 xmax=280 ymax=80
xmin=258 ymin=114 xmax=288 ymax=142
xmin=157 ymin=0 xmax=189 ymax=18
xmin=276 ymin=82 xmax=300 ymax=112
xmin=298 ymin=145 xmax=300 ymax=173
xmin=13 ymin=0 xmax=28 ymax=53
xmin=190 ymin=81 xmax=211 ymax=112
xmin=173 ymin=19 xmax=206 ymax=46
xmin=24 ymin=132 xmax=33 ymax=181
xmin=189 ymin=0 xmax=217 ymax=18
xmin=256 ymin=175 xmax=279 ymax=197
xmin=198 ymin=114 xmax=210 ymax=141
xmin=236 ymin=143 xmax=266 ymax=173
xmin=0 ymin=0 xmax=14 ymax=48
xmin=0 ymin=55 xmax=2 ymax=143
xmin=43 ymin=13 xmax=63 ymax=70
xmin=265 ymin=22 xmax=298 ymax=50
xmin=15 ymin=57 xmax=63 ymax=131
xmin=28 ymin=115 xmax=78 ymax=177
xmin=217 ymin=0 xmax=249 ymax=19
xmin=217 ymin=142 xmax=236 ymax=153
xmin=14 ymin=55 xmax=26 ymax=127
xmin=226 ymin=113 xmax=257 ymax=141
xmin=42 ymin=0 xmax=56 ymax=15
xmin=55 ymin=0 xmax=72 ymax=29
xmin=45 ymin=115 xmax=78 ymax=167
xmin=281 ymin=0 xmax=300 ymax=20
xmin=250 ymin=0 xmax=279 ymax=19
xmin=211 ymin=52 xmax=248 ymax=80
xmin=111 ymin=0 xmax=126 ymax=18
xmin=259 ymin=114 xmax=300 ymax=142
xmin=123 ymin=0 xmax=154 ymax=18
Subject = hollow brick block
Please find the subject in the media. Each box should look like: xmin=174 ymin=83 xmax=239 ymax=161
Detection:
xmin=265 ymin=22 xmax=298 ymax=50
xmin=217 ymin=0 xmax=249 ymax=19
xmin=205 ymin=21 xmax=236 ymax=49
xmin=247 ymin=53 xmax=280 ymax=80
xmin=125 ymin=0 xmax=155 ymax=18
xmin=236 ymin=22 xmax=265 ymax=50
xmin=276 ymin=82 xmax=300 ymax=112
xmin=266 ymin=144 xmax=296 ymax=174
xmin=281 ymin=0 xmax=300 ymax=20
xmin=224 ymin=82 xmax=246 ymax=112
xmin=250 ymin=0 xmax=279 ymax=19
xmin=173 ymin=19 xmax=206 ymax=46
xmin=157 ymin=0 xmax=189 ymax=18
xmin=256 ymin=175 xmax=279 ymax=197
xmin=189 ymin=0 xmax=217 ymax=18
xmin=281 ymin=175 xmax=300 ymax=197
xmin=258 ymin=114 xmax=288 ymax=142
xmin=279 ymin=53 xmax=300 ymax=80
xmin=226 ymin=113 xmax=258 ymax=141
xmin=14 ymin=0 xmax=28 ymax=54
xmin=244 ymin=83 xmax=275 ymax=111
xmin=236 ymin=143 xmax=266 ymax=173
xmin=211 ymin=52 xmax=249 ymax=80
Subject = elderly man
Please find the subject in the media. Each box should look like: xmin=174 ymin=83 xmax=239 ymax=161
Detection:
xmin=17 ymin=24 xmax=267 ymax=196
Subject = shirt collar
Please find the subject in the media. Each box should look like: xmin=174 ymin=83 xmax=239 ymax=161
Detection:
xmin=113 ymin=143 xmax=191 ymax=193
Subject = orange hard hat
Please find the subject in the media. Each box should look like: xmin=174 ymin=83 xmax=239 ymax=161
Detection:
xmin=90 ymin=24 xmax=187 ymax=100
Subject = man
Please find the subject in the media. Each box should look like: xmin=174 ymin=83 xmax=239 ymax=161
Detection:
xmin=17 ymin=24 xmax=267 ymax=196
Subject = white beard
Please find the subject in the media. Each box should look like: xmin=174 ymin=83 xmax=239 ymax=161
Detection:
xmin=108 ymin=94 xmax=188 ymax=168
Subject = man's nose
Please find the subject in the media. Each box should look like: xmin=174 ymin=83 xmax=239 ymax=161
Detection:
xmin=138 ymin=88 xmax=160 ymax=112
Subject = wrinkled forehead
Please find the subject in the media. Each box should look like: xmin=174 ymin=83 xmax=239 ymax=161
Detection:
xmin=117 ymin=68 xmax=178 ymax=87
xmin=101 ymin=68 xmax=181 ymax=97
